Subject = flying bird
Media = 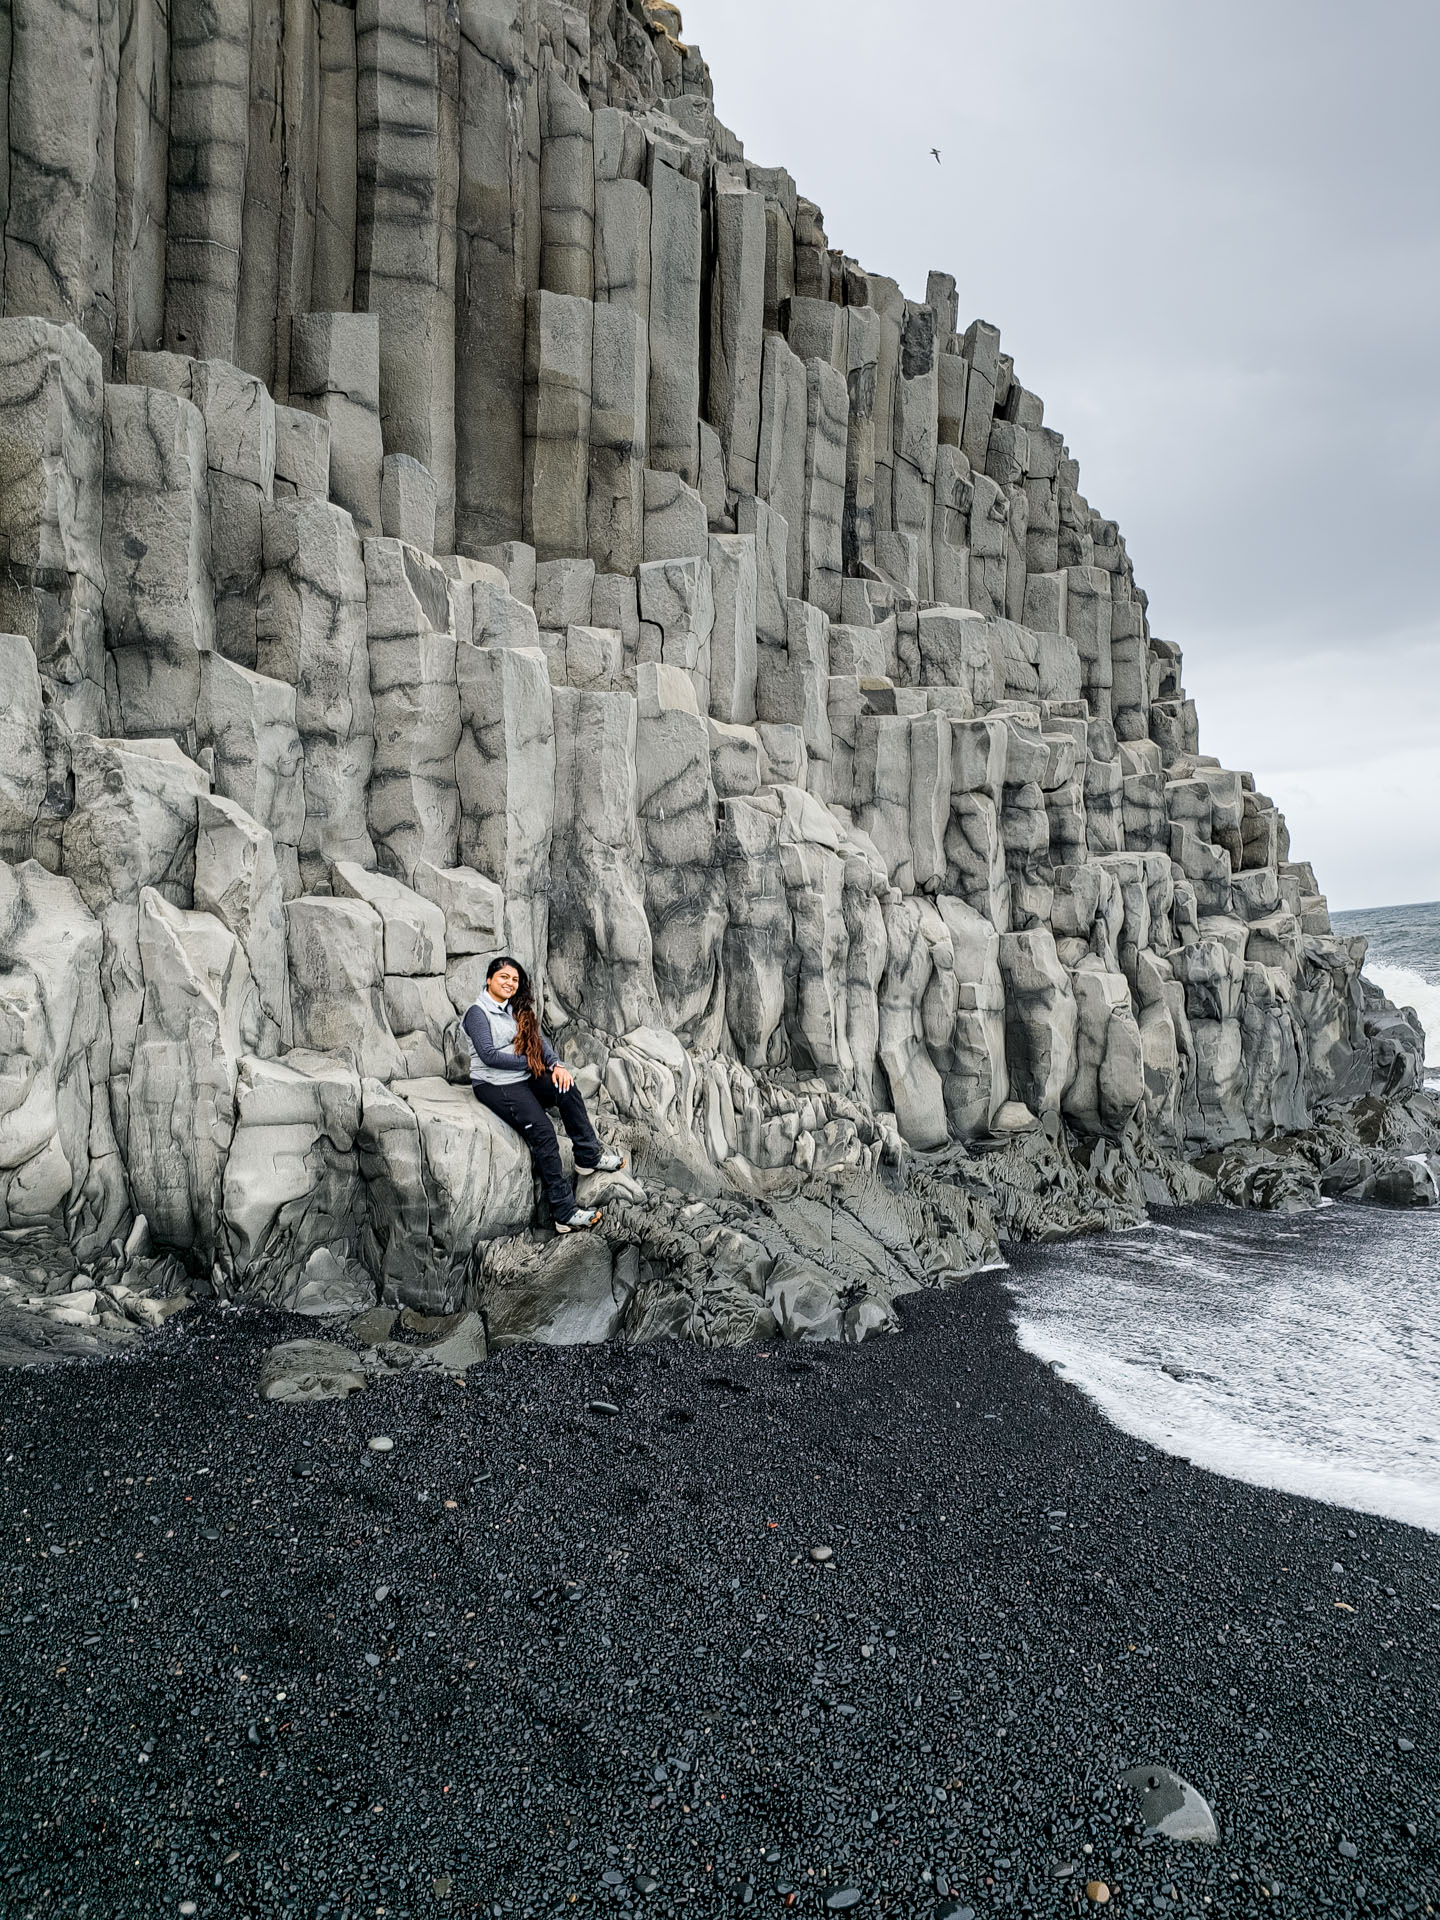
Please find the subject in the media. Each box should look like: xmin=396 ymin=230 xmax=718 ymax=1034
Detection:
xmin=930 ymin=147 xmax=942 ymax=164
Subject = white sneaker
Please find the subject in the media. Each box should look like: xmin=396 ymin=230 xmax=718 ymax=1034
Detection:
xmin=555 ymin=1207 xmax=602 ymax=1234
xmin=592 ymin=1150 xmax=626 ymax=1174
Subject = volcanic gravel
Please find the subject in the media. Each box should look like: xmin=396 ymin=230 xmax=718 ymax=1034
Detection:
xmin=1 ymin=1272 xmax=1437 ymax=1920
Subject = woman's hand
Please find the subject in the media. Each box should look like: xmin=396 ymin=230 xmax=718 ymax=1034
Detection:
xmin=550 ymin=1064 xmax=574 ymax=1093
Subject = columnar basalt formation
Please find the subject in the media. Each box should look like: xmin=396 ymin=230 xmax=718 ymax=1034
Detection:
xmin=0 ymin=1 xmax=1433 ymax=1345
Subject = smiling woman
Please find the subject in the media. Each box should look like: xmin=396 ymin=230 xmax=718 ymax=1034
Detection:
xmin=461 ymin=955 xmax=625 ymax=1232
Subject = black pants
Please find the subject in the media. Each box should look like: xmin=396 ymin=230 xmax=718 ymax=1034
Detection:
xmin=471 ymin=1074 xmax=603 ymax=1218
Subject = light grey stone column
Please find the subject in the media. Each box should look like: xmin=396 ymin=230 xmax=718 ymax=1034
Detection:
xmin=587 ymin=301 xmax=646 ymax=575
xmin=164 ymin=0 xmax=250 ymax=360
xmin=1067 ymin=565 xmax=1114 ymax=725
xmin=313 ymin=1 xmax=359 ymax=313
xmin=636 ymin=665 xmax=726 ymax=1043
xmin=455 ymin=640 xmax=555 ymax=989
xmin=364 ymin=535 xmax=461 ymax=882
xmin=454 ymin=0 xmax=540 ymax=551
xmin=746 ymin=163 xmax=795 ymax=334
xmin=893 ymin=302 xmax=938 ymax=602
xmin=549 ymin=686 xmax=659 ymax=1035
xmin=102 ymin=383 xmax=214 ymax=743
xmin=234 ymin=0 xmax=286 ymax=387
xmin=540 ymin=57 xmax=594 ymax=299
xmin=842 ymin=304 xmax=878 ymax=576
xmin=524 ymin=290 xmax=592 ymax=561
xmin=0 ymin=319 xmax=108 ymax=742
xmin=258 ymin=496 xmax=375 ymax=887
xmin=355 ymin=0 xmax=460 ymax=549
xmin=271 ymin=0 xmax=324 ymax=397
xmin=707 ymin=532 xmax=758 ymax=725
xmin=803 ymin=359 xmax=848 ymax=620
xmin=113 ymin=0 xmax=171 ymax=365
xmin=2 ymin=0 xmax=118 ymax=361
xmin=647 ymin=155 xmax=701 ymax=485
xmin=755 ymin=332 xmax=807 ymax=599
xmin=289 ymin=310 xmax=384 ymax=536
xmin=868 ymin=274 xmax=904 ymax=537
xmin=708 ymin=180 xmax=765 ymax=496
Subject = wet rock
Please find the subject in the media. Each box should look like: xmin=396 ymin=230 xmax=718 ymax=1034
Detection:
xmin=1120 ymin=1764 xmax=1218 ymax=1844
xmin=258 ymin=1339 xmax=367 ymax=1403
xmin=349 ymin=1306 xmax=399 ymax=1346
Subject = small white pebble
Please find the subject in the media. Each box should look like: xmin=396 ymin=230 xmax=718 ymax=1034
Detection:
xmin=368 ymin=1435 xmax=394 ymax=1453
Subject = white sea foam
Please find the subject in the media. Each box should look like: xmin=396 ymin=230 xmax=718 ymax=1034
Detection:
xmin=1009 ymin=1208 xmax=1440 ymax=1533
xmin=1364 ymin=962 xmax=1440 ymax=1067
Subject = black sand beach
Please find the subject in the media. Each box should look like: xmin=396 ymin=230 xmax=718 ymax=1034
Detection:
xmin=1 ymin=1276 xmax=1436 ymax=1919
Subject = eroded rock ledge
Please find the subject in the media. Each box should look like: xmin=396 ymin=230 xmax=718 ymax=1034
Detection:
xmin=0 ymin=1 xmax=1432 ymax=1350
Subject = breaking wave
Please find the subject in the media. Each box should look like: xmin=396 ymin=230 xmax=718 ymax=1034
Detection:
xmin=1008 ymin=1205 xmax=1440 ymax=1533
xmin=1364 ymin=961 xmax=1440 ymax=1070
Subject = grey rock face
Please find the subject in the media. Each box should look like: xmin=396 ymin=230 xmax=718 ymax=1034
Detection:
xmin=0 ymin=321 xmax=108 ymax=745
xmin=0 ymin=0 xmax=1428 ymax=1348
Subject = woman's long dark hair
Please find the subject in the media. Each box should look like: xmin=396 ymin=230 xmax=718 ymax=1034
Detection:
xmin=487 ymin=955 xmax=548 ymax=1077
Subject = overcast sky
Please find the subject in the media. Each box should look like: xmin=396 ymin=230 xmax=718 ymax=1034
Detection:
xmin=681 ymin=0 xmax=1440 ymax=911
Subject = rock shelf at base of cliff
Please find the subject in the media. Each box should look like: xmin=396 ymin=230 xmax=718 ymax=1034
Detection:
xmin=0 ymin=0 xmax=1434 ymax=1355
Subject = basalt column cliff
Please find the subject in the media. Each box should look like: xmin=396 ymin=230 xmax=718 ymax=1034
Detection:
xmin=0 ymin=0 xmax=1432 ymax=1347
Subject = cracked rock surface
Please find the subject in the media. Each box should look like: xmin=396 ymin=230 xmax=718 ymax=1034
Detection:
xmin=0 ymin=0 xmax=1432 ymax=1336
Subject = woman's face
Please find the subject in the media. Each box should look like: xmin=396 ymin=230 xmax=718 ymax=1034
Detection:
xmin=489 ymin=964 xmax=520 ymax=1004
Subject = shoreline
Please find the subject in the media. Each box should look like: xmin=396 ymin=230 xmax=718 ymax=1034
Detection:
xmin=1 ymin=1277 xmax=1436 ymax=1917
xmin=1007 ymin=1204 xmax=1440 ymax=1539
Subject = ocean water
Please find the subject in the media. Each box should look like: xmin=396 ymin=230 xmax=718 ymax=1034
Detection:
xmin=1009 ymin=1206 xmax=1440 ymax=1533
xmin=1007 ymin=896 xmax=1440 ymax=1533
xmin=1333 ymin=896 xmax=1440 ymax=1074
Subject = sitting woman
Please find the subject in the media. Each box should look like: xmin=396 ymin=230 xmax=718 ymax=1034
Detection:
xmin=462 ymin=955 xmax=624 ymax=1233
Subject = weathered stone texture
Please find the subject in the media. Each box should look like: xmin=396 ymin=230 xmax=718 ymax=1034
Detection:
xmin=0 ymin=3 xmax=1423 ymax=1313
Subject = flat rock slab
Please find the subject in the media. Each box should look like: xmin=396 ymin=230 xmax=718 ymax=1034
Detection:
xmin=259 ymin=1339 xmax=368 ymax=1403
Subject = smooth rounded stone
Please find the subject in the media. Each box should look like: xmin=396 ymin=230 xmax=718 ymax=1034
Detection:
xmin=1398 ymin=1736 xmax=1416 ymax=1752
xmin=1119 ymin=1764 xmax=1218 ymax=1845
xmin=364 ymin=1651 xmax=381 ymax=1667
xmin=367 ymin=1435 xmax=395 ymax=1453
xmin=1338 ymin=1839 xmax=1358 ymax=1859
xmin=179 ymin=1905 xmax=198 ymax=1917
xmin=258 ymin=1340 xmax=367 ymax=1404
xmin=587 ymin=1400 xmax=621 ymax=1417
xmin=809 ymin=1544 xmax=833 ymax=1563
xmin=823 ymin=1891 xmax=862 ymax=1912
xmin=1084 ymin=1884 xmax=1111 ymax=1905
xmin=374 ymin=1585 xmax=391 ymax=1603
